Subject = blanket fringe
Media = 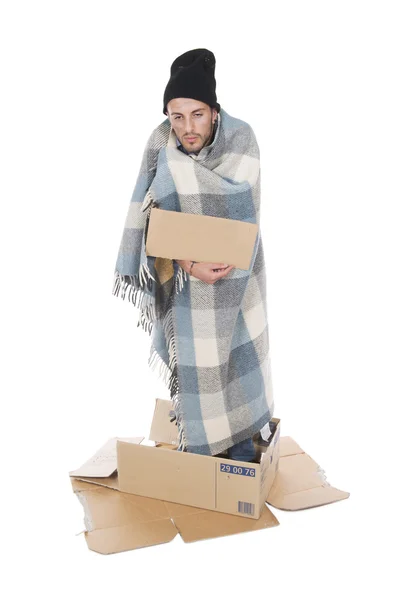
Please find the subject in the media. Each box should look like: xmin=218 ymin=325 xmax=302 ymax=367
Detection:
xmin=113 ymin=263 xmax=155 ymax=298
xmin=114 ymin=184 xmax=189 ymax=450
xmin=141 ymin=188 xmax=154 ymax=213
xmin=175 ymin=264 xmax=188 ymax=294
xmin=113 ymin=266 xmax=188 ymax=450
xmin=112 ymin=267 xmax=156 ymax=334
xmin=148 ymin=302 xmax=187 ymax=452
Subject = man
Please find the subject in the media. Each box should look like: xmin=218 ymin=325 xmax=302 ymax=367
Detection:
xmin=169 ymin=97 xmax=234 ymax=283
xmin=113 ymin=48 xmax=274 ymax=462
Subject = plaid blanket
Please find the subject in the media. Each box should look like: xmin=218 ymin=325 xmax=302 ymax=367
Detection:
xmin=113 ymin=108 xmax=274 ymax=455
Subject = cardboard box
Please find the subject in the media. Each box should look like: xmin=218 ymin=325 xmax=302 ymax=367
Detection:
xmin=70 ymin=398 xmax=350 ymax=554
xmin=145 ymin=208 xmax=259 ymax=270
xmin=70 ymin=399 xmax=281 ymax=520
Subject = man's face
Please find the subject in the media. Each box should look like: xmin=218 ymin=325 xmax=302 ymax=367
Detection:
xmin=167 ymin=98 xmax=217 ymax=154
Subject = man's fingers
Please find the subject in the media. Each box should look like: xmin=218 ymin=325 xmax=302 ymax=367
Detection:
xmin=209 ymin=263 xmax=229 ymax=269
xmin=214 ymin=265 xmax=234 ymax=279
xmin=220 ymin=265 xmax=234 ymax=275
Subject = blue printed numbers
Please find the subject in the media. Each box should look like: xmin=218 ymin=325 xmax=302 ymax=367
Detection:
xmin=220 ymin=463 xmax=256 ymax=477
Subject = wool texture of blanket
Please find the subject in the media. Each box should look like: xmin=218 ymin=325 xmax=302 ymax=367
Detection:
xmin=113 ymin=108 xmax=274 ymax=456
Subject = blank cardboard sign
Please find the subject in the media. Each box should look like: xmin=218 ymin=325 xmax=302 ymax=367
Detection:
xmin=145 ymin=208 xmax=259 ymax=270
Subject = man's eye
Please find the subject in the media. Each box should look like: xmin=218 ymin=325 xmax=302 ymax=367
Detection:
xmin=195 ymin=113 xmax=202 ymax=117
xmin=174 ymin=116 xmax=181 ymax=120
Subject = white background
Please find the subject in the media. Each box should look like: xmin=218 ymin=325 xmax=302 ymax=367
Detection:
xmin=1 ymin=0 xmax=399 ymax=598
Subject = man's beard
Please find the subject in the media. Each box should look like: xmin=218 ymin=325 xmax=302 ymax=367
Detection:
xmin=181 ymin=120 xmax=215 ymax=153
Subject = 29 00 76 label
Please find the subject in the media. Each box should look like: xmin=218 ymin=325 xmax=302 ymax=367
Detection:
xmin=220 ymin=463 xmax=256 ymax=477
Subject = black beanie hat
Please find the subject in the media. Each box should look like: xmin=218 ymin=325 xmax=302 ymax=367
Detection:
xmin=163 ymin=48 xmax=221 ymax=115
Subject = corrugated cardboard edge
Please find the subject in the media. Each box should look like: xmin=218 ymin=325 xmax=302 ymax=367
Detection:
xmin=72 ymin=473 xmax=121 ymax=491
xmin=266 ymin=436 xmax=350 ymax=510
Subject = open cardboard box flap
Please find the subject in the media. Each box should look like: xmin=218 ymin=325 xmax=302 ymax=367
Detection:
xmin=267 ymin=437 xmax=350 ymax=510
xmin=149 ymin=398 xmax=179 ymax=445
xmin=70 ymin=399 xmax=349 ymax=553
xmin=69 ymin=436 xmax=144 ymax=479
xmin=71 ymin=477 xmax=279 ymax=553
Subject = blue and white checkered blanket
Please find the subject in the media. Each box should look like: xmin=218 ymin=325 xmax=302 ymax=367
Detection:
xmin=113 ymin=108 xmax=274 ymax=455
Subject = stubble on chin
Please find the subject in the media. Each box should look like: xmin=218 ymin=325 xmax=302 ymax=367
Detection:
xmin=177 ymin=123 xmax=213 ymax=153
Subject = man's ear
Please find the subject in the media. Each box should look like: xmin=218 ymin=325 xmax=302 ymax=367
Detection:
xmin=212 ymin=107 xmax=217 ymax=123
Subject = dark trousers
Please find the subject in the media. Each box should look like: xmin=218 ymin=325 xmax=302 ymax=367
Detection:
xmin=227 ymin=436 xmax=256 ymax=462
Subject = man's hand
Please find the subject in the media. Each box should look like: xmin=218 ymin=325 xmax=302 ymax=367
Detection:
xmin=175 ymin=259 xmax=234 ymax=284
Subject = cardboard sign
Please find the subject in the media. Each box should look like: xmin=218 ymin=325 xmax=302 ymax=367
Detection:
xmin=145 ymin=208 xmax=259 ymax=270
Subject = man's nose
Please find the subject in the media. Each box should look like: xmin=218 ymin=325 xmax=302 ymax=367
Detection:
xmin=184 ymin=117 xmax=196 ymax=133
